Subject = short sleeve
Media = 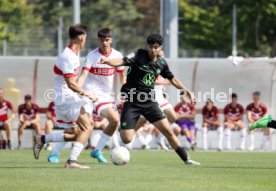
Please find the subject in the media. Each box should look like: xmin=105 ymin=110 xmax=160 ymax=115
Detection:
xmin=18 ymin=105 xmax=23 ymax=115
xmin=261 ymin=104 xmax=268 ymax=113
xmin=82 ymin=56 xmax=92 ymax=71
xmin=239 ymin=105 xmax=244 ymax=114
xmin=116 ymin=52 xmax=125 ymax=72
xmin=123 ymin=52 xmax=136 ymax=66
xmin=33 ymin=104 xmax=40 ymax=114
xmin=223 ymin=105 xmax=228 ymax=115
xmin=174 ymin=104 xmax=180 ymax=112
xmin=246 ymin=104 xmax=251 ymax=112
xmin=202 ymin=107 xmax=206 ymax=115
xmin=160 ymin=61 xmax=174 ymax=80
xmin=59 ymin=58 xmax=75 ymax=78
xmin=189 ymin=104 xmax=195 ymax=111
xmin=6 ymin=101 xmax=14 ymax=110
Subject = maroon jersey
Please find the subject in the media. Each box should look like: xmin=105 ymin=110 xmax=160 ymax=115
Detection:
xmin=174 ymin=103 xmax=195 ymax=115
xmin=0 ymin=100 xmax=14 ymax=122
xmin=202 ymin=105 xmax=219 ymax=121
xmin=47 ymin=101 xmax=56 ymax=118
xmin=224 ymin=103 xmax=244 ymax=122
xmin=246 ymin=103 xmax=267 ymax=121
xmin=18 ymin=103 xmax=40 ymax=121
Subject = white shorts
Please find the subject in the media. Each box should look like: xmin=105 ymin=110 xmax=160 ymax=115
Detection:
xmin=93 ymin=94 xmax=116 ymax=116
xmin=55 ymin=97 xmax=93 ymax=128
xmin=155 ymin=94 xmax=172 ymax=111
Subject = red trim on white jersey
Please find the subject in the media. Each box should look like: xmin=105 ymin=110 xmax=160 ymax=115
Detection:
xmin=116 ymin=68 xmax=125 ymax=73
xmin=160 ymin=102 xmax=169 ymax=108
xmin=99 ymin=48 xmax=112 ymax=57
xmin=57 ymin=119 xmax=74 ymax=125
xmin=89 ymin=67 xmax=115 ymax=76
xmin=95 ymin=101 xmax=115 ymax=114
xmin=54 ymin=65 xmax=79 ymax=78
xmin=83 ymin=67 xmax=90 ymax=71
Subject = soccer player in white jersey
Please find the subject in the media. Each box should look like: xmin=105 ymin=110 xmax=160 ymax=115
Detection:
xmin=76 ymin=28 xmax=126 ymax=163
xmin=33 ymin=24 xmax=97 ymax=169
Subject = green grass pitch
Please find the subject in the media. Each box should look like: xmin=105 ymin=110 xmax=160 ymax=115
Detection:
xmin=0 ymin=149 xmax=275 ymax=191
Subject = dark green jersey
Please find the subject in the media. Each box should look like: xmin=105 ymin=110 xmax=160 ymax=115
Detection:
xmin=121 ymin=49 xmax=174 ymax=95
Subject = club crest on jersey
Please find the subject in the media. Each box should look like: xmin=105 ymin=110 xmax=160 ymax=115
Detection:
xmin=143 ymin=73 xmax=156 ymax=86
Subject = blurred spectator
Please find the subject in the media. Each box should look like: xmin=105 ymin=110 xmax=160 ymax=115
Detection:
xmin=224 ymin=93 xmax=246 ymax=150
xmin=44 ymin=101 xmax=59 ymax=150
xmin=174 ymin=97 xmax=197 ymax=150
xmin=246 ymin=91 xmax=268 ymax=151
xmin=17 ymin=94 xmax=40 ymax=149
xmin=202 ymin=99 xmax=223 ymax=150
xmin=0 ymin=88 xmax=16 ymax=149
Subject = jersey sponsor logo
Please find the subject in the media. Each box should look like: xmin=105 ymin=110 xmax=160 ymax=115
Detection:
xmin=143 ymin=73 xmax=156 ymax=86
xmin=89 ymin=67 xmax=115 ymax=76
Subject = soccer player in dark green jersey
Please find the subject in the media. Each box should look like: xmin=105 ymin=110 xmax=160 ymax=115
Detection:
xmin=101 ymin=33 xmax=200 ymax=165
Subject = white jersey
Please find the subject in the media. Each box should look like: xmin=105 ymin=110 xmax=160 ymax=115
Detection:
xmin=154 ymin=76 xmax=172 ymax=110
xmin=83 ymin=48 xmax=125 ymax=95
xmin=54 ymin=46 xmax=81 ymax=105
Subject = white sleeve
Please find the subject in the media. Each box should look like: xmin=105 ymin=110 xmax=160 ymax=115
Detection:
xmin=116 ymin=52 xmax=125 ymax=72
xmin=60 ymin=57 xmax=75 ymax=75
xmin=82 ymin=54 xmax=93 ymax=71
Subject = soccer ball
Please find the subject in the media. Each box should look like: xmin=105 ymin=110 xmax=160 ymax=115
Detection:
xmin=111 ymin=146 xmax=130 ymax=165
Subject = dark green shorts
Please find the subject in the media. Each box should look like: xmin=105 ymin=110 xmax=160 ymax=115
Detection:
xmin=120 ymin=101 xmax=166 ymax=130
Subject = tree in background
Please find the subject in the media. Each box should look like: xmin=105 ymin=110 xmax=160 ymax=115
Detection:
xmin=179 ymin=0 xmax=276 ymax=57
xmin=0 ymin=0 xmax=54 ymax=55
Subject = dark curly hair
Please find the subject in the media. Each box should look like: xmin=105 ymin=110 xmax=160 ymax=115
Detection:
xmin=147 ymin=33 xmax=163 ymax=45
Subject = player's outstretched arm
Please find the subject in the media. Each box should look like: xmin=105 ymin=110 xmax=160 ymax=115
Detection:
xmin=100 ymin=56 xmax=124 ymax=67
xmin=169 ymin=77 xmax=196 ymax=103
xmin=77 ymin=70 xmax=89 ymax=87
xmin=155 ymin=77 xmax=171 ymax=85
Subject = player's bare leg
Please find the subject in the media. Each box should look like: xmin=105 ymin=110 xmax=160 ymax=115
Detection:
xmin=260 ymin=127 xmax=271 ymax=150
xmin=224 ymin=122 xmax=234 ymax=150
xmin=235 ymin=121 xmax=247 ymax=150
xmin=45 ymin=120 xmax=54 ymax=150
xmin=3 ymin=122 xmax=12 ymax=149
xmin=32 ymin=122 xmax=41 ymax=136
xmin=153 ymin=118 xmax=200 ymax=165
xmin=120 ymin=129 xmax=135 ymax=144
xmin=91 ymin=107 xmax=119 ymax=163
xmin=17 ymin=122 xmax=28 ymax=149
xmin=202 ymin=123 xmax=208 ymax=150
xmin=153 ymin=128 xmax=169 ymax=151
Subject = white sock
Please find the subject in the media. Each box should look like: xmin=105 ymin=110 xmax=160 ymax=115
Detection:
xmin=261 ymin=135 xmax=269 ymax=148
xmin=45 ymin=132 xmax=64 ymax=143
xmin=137 ymin=134 xmax=146 ymax=145
xmin=112 ymin=132 xmax=120 ymax=148
xmin=217 ymin=126 xmax=223 ymax=149
xmin=240 ymin=128 xmax=247 ymax=149
xmin=225 ymin=128 xmax=231 ymax=150
xmin=202 ymin=127 xmax=208 ymax=150
xmin=145 ymin=134 xmax=153 ymax=145
xmin=249 ymin=134 xmax=255 ymax=148
xmin=95 ymin=133 xmax=110 ymax=150
xmin=51 ymin=142 xmax=67 ymax=155
xmin=69 ymin=142 xmax=84 ymax=161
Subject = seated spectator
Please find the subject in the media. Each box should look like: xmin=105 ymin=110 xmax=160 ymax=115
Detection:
xmin=224 ymin=93 xmax=246 ymax=150
xmin=45 ymin=101 xmax=60 ymax=150
xmin=246 ymin=91 xmax=268 ymax=151
xmin=174 ymin=96 xmax=197 ymax=150
xmin=0 ymin=88 xmax=16 ymax=149
xmin=17 ymin=94 xmax=40 ymax=149
xmin=202 ymin=99 xmax=223 ymax=150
